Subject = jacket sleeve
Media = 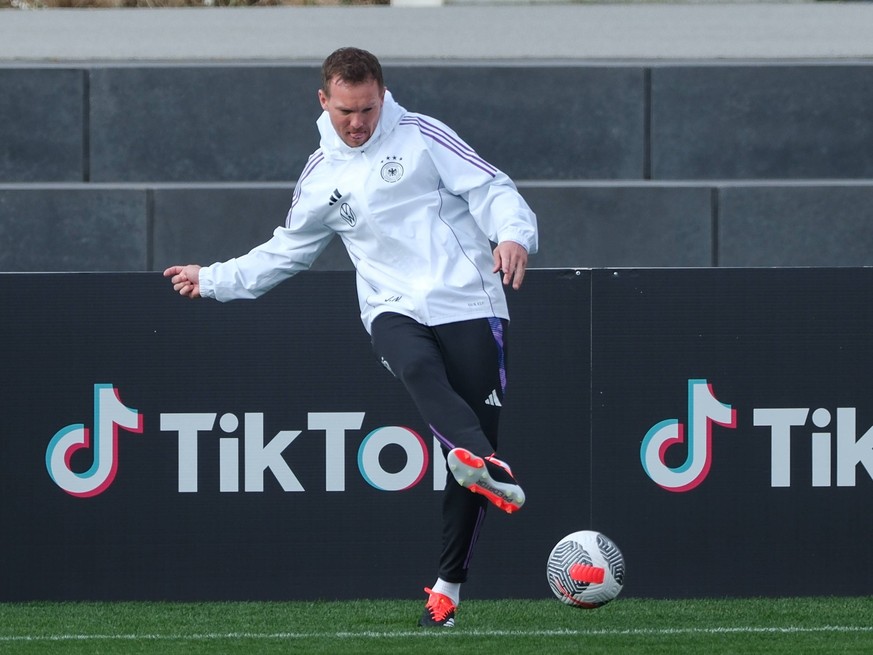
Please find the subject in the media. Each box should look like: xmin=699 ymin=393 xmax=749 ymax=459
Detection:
xmin=199 ymin=196 xmax=335 ymax=302
xmin=418 ymin=116 xmax=539 ymax=254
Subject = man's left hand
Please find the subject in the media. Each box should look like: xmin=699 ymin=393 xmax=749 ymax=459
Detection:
xmin=492 ymin=241 xmax=529 ymax=290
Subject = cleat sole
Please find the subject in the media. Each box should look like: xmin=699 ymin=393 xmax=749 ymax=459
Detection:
xmin=447 ymin=448 xmax=525 ymax=514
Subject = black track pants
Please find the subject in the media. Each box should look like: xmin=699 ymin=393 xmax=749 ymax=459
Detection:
xmin=370 ymin=312 xmax=509 ymax=583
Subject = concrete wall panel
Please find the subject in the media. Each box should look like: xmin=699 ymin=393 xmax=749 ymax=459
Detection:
xmin=152 ymin=186 xmax=291 ymax=269
xmin=718 ymin=184 xmax=873 ymax=266
xmin=0 ymin=188 xmax=146 ymax=271
xmin=652 ymin=65 xmax=873 ymax=180
xmin=89 ymin=66 xmax=320 ymax=183
xmin=387 ymin=65 xmax=646 ymax=181
xmin=521 ymin=183 xmax=713 ymax=268
xmin=0 ymin=69 xmax=85 ymax=183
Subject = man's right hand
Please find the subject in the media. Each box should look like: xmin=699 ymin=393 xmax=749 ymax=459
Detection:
xmin=163 ymin=265 xmax=202 ymax=299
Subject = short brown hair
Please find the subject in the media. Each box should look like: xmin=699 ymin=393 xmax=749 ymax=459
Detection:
xmin=321 ymin=47 xmax=384 ymax=96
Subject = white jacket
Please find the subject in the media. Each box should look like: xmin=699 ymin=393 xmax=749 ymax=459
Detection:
xmin=198 ymin=91 xmax=538 ymax=333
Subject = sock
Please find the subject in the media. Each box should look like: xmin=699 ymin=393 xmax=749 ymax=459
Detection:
xmin=432 ymin=578 xmax=461 ymax=606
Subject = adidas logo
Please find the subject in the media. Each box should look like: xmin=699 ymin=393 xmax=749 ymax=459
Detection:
xmin=329 ymin=189 xmax=343 ymax=206
xmin=484 ymin=389 xmax=502 ymax=407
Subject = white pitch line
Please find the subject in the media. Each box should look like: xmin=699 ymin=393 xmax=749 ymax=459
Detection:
xmin=0 ymin=625 xmax=872 ymax=642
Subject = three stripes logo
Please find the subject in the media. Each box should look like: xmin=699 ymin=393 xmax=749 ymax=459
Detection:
xmin=485 ymin=389 xmax=502 ymax=407
xmin=329 ymin=189 xmax=343 ymax=206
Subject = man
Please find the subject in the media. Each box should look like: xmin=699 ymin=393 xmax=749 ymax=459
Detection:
xmin=164 ymin=47 xmax=538 ymax=628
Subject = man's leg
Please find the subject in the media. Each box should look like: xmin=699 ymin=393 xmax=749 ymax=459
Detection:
xmin=370 ymin=313 xmax=522 ymax=627
xmin=370 ymin=312 xmax=495 ymax=457
xmin=432 ymin=316 xmax=509 ymax=582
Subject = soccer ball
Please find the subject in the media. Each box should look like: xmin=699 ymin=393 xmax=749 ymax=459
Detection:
xmin=546 ymin=530 xmax=625 ymax=608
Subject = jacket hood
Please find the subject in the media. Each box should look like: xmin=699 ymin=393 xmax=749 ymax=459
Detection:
xmin=316 ymin=89 xmax=406 ymax=160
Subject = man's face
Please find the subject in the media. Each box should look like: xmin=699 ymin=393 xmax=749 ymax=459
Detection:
xmin=318 ymin=77 xmax=385 ymax=148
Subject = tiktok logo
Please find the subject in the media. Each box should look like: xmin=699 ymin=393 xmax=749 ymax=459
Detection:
xmin=46 ymin=384 xmax=143 ymax=497
xmin=640 ymin=379 xmax=736 ymax=492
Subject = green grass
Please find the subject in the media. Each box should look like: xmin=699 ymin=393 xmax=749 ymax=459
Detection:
xmin=0 ymin=597 xmax=871 ymax=654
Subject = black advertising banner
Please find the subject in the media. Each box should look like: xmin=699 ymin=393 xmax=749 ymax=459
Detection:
xmin=591 ymin=268 xmax=873 ymax=598
xmin=2 ymin=268 xmax=871 ymax=601
xmin=0 ymin=270 xmax=589 ymax=601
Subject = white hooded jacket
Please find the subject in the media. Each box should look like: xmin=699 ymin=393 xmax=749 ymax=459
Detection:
xmin=198 ymin=90 xmax=538 ymax=333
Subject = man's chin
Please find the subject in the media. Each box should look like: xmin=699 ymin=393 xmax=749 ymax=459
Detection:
xmin=346 ymin=134 xmax=369 ymax=147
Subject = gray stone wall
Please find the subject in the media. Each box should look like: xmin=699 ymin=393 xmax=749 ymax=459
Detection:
xmin=2 ymin=63 xmax=872 ymax=272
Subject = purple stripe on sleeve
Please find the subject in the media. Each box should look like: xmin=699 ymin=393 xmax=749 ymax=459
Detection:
xmin=291 ymin=151 xmax=325 ymax=209
xmin=400 ymin=116 xmax=498 ymax=177
xmin=404 ymin=115 xmax=477 ymax=155
xmin=300 ymin=151 xmax=325 ymax=182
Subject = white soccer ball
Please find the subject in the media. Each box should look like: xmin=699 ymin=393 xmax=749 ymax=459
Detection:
xmin=546 ymin=530 xmax=625 ymax=608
